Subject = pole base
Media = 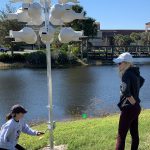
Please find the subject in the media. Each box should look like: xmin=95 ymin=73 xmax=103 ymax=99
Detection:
xmin=42 ymin=145 xmax=67 ymax=150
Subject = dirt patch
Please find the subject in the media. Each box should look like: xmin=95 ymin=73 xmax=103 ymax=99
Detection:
xmin=42 ymin=145 xmax=67 ymax=150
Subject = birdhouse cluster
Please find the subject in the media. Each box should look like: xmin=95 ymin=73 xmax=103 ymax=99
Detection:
xmin=7 ymin=0 xmax=86 ymax=44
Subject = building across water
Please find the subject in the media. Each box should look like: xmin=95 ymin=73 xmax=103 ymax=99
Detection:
xmin=89 ymin=22 xmax=148 ymax=47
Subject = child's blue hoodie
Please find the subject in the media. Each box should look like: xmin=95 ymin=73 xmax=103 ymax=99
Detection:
xmin=0 ymin=118 xmax=38 ymax=150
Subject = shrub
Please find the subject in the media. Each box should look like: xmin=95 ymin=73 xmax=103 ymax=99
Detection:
xmin=0 ymin=53 xmax=11 ymax=63
xmin=25 ymin=51 xmax=46 ymax=66
xmin=57 ymin=51 xmax=69 ymax=65
xmin=12 ymin=53 xmax=26 ymax=62
xmin=60 ymin=44 xmax=68 ymax=52
xmin=70 ymin=46 xmax=80 ymax=55
xmin=0 ymin=51 xmax=78 ymax=66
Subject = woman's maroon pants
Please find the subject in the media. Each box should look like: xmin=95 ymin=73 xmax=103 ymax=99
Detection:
xmin=116 ymin=103 xmax=141 ymax=150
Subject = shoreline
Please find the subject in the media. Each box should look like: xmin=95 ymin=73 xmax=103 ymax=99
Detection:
xmin=28 ymin=108 xmax=147 ymax=126
xmin=28 ymin=112 xmax=115 ymax=126
xmin=0 ymin=62 xmax=83 ymax=69
xmin=0 ymin=59 xmax=150 ymax=70
xmin=0 ymin=60 xmax=114 ymax=70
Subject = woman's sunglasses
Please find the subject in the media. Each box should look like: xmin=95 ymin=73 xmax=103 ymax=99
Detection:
xmin=118 ymin=62 xmax=122 ymax=65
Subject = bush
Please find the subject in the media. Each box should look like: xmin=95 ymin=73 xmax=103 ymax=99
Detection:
xmin=60 ymin=44 xmax=68 ymax=52
xmin=69 ymin=56 xmax=78 ymax=64
xmin=25 ymin=51 xmax=46 ymax=66
xmin=0 ymin=53 xmax=11 ymax=63
xmin=57 ymin=51 xmax=69 ymax=65
xmin=0 ymin=53 xmax=26 ymax=63
xmin=70 ymin=46 xmax=80 ymax=55
xmin=12 ymin=53 xmax=26 ymax=62
xmin=0 ymin=51 xmax=78 ymax=67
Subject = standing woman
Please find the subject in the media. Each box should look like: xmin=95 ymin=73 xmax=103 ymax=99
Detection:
xmin=0 ymin=104 xmax=44 ymax=150
xmin=113 ymin=52 xmax=145 ymax=150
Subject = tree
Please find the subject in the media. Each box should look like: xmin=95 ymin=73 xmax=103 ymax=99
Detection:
xmin=0 ymin=4 xmax=25 ymax=56
xmin=114 ymin=34 xmax=125 ymax=46
xmin=67 ymin=5 xmax=98 ymax=37
xmin=114 ymin=34 xmax=132 ymax=46
xmin=140 ymin=32 xmax=150 ymax=46
xmin=130 ymin=32 xmax=141 ymax=45
xmin=123 ymin=35 xmax=132 ymax=45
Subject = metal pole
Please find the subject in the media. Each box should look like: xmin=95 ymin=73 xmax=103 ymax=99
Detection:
xmin=44 ymin=0 xmax=54 ymax=149
xmin=80 ymin=39 xmax=83 ymax=60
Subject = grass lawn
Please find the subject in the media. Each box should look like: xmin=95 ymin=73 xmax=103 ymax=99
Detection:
xmin=19 ymin=109 xmax=150 ymax=150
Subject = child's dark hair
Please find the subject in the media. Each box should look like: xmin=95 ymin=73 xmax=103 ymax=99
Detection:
xmin=6 ymin=113 xmax=16 ymax=121
xmin=6 ymin=104 xmax=27 ymax=121
xmin=6 ymin=113 xmax=14 ymax=121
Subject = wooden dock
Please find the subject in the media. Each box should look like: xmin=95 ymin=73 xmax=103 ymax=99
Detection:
xmin=86 ymin=46 xmax=150 ymax=60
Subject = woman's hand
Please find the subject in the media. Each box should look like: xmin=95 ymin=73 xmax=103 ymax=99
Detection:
xmin=127 ymin=96 xmax=136 ymax=105
xmin=37 ymin=131 xmax=45 ymax=136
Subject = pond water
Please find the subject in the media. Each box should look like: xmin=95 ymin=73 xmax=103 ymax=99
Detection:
xmin=0 ymin=58 xmax=150 ymax=126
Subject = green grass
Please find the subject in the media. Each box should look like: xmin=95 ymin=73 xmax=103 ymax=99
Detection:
xmin=19 ymin=109 xmax=150 ymax=150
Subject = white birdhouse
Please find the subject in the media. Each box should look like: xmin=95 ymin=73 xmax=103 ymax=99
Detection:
xmin=28 ymin=2 xmax=43 ymax=25
xmin=50 ymin=4 xmax=72 ymax=20
xmin=50 ymin=3 xmax=86 ymax=23
xmin=58 ymin=27 xmax=83 ymax=43
xmin=27 ymin=17 xmax=43 ymax=26
xmin=28 ymin=2 xmax=42 ymax=18
xmin=61 ymin=10 xmax=85 ymax=23
xmin=10 ymin=0 xmax=33 ymax=3
xmin=49 ymin=15 xmax=64 ymax=26
xmin=39 ymin=26 xmax=55 ymax=44
xmin=7 ymin=13 xmax=18 ymax=20
xmin=9 ymin=27 xmax=37 ymax=44
xmin=7 ymin=4 xmax=43 ymax=25
xmin=7 ymin=7 xmax=31 ymax=23
xmin=58 ymin=0 xmax=79 ymax=4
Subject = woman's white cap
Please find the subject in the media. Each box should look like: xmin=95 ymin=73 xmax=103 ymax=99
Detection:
xmin=113 ymin=52 xmax=133 ymax=64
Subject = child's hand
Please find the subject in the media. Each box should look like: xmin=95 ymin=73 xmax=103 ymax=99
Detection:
xmin=37 ymin=131 xmax=45 ymax=136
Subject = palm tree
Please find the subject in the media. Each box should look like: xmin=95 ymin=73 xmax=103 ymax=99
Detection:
xmin=114 ymin=34 xmax=125 ymax=46
xmin=140 ymin=32 xmax=150 ymax=46
xmin=130 ymin=32 xmax=141 ymax=45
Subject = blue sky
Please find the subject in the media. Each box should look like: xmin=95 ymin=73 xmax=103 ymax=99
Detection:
xmin=0 ymin=0 xmax=150 ymax=29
